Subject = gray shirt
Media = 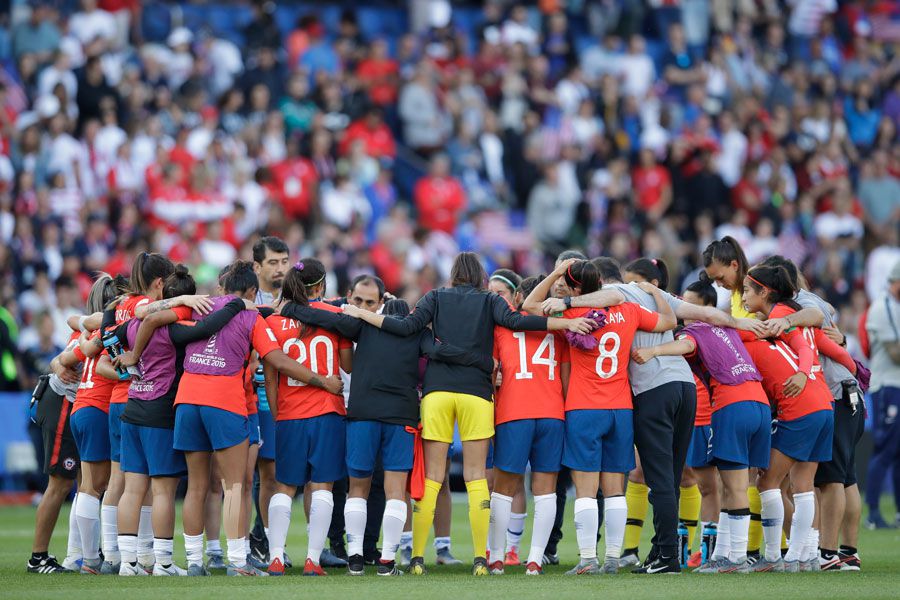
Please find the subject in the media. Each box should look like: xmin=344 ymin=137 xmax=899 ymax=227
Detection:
xmin=48 ymin=336 xmax=82 ymax=401
xmin=612 ymin=283 xmax=694 ymax=395
xmin=865 ymin=293 xmax=900 ymax=393
xmin=795 ymin=289 xmax=854 ymax=398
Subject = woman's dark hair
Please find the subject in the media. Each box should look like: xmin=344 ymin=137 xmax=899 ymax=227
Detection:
xmin=625 ymin=257 xmax=670 ymax=290
xmin=130 ymin=252 xmax=175 ymax=294
xmin=563 ymin=260 xmax=601 ymax=294
xmin=702 ymin=236 xmax=749 ymax=290
xmin=556 ymin=249 xmax=588 ymax=264
xmin=450 ymin=252 xmax=487 ymax=289
xmin=758 ymin=255 xmax=803 ymax=290
xmin=746 ymin=265 xmax=801 ymax=311
xmin=112 ymin=274 xmax=130 ymax=296
xmin=490 ymin=269 xmax=522 ymax=295
xmin=293 ymin=257 xmax=327 ymax=294
xmin=517 ymin=275 xmax=545 ymax=309
xmin=685 ymin=273 xmax=717 ymax=307
xmin=222 ymin=260 xmax=259 ymax=295
xmin=590 ymin=257 xmax=622 ymax=283
xmin=217 ymin=264 xmax=232 ymax=288
xmin=163 ymin=264 xmax=197 ymax=299
xmin=382 ymin=298 xmax=411 ymax=317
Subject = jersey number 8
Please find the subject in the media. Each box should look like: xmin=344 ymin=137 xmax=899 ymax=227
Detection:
xmin=283 ymin=335 xmax=335 ymax=387
xmin=595 ymin=332 xmax=621 ymax=379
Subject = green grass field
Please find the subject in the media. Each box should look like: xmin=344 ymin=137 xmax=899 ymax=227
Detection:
xmin=1 ymin=498 xmax=898 ymax=599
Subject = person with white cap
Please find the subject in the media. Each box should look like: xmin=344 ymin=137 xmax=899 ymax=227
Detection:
xmin=864 ymin=260 xmax=900 ymax=529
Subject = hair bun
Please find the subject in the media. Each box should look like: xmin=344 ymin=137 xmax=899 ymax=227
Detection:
xmin=174 ymin=264 xmax=190 ymax=276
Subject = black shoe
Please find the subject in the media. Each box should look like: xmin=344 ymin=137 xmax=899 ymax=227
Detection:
xmin=632 ymin=556 xmax=681 ymax=574
xmin=363 ymin=548 xmax=381 ymax=565
xmin=27 ymin=555 xmax=70 ymax=574
xmin=377 ymin=559 xmax=403 ymax=576
xmin=747 ymin=549 xmax=760 ymax=565
xmin=331 ymin=543 xmax=349 ymax=562
xmin=249 ymin=529 xmax=269 ymax=564
xmin=347 ymin=554 xmax=365 ymax=576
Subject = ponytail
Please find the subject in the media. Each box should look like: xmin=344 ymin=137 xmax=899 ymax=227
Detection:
xmin=746 ymin=265 xmax=802 ymax=311
xmin=625 ymin=257 xmax=670 ymax=290
xmin=130 ymin=251 xmax=175 ymax=295
xmin=702 ymin=236 xmax=749 ymax=291
xmin=564 ymin=260 xmax=601 ymax=294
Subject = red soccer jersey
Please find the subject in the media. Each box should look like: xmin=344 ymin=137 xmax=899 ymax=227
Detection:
xmin=73 ymin=330 xmax=116 ymax=415
xmin=680 ymin=332 xmax=769 ymax=412
xmin=563 ymin=303 xmax=660 ymax=411
xmin=244 ymin=356 xmax=259 ymax=416
xmin=110 ymin=295 xmax=151 ymax=404
xmin=745 ymin=339 xmax=834 ymax=421
xmin=694 ymin=373 xmax=712 ymax=426
xmin=174 ymin=314 xmax=279 ymax=416
xmin=266 ymin=302 xmax=352 ymax=421
xmin=493 ymin=322 xmax=569 ymax=425
xmin=769 ymin=303 xmax=826 ymax=378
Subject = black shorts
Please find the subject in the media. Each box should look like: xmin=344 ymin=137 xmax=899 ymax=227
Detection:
xmin=34 ymin=382 xmax=79 ymax=480
xmin=815 ymin=398 xmax=864 ymax=487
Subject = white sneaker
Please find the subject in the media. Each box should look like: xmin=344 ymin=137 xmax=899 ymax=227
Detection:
xmin=153 ymin=563 xmax=187 ymax=576
xmin=119 ymin=562 xmax=149 ymax=576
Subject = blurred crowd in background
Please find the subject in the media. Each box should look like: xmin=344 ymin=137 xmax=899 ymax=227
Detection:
xmin=0 ymin=0 xmax=899 ymax=395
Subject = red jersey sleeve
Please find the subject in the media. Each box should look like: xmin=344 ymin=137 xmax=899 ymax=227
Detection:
xmin=677 ymin=333 xmax=699 ymax=358
xmin=172 ymin=305 xmax=193 ymax=321
xmin=251 ymin=315 xmax=280 ymax=359
xmin=635 ymin=304 xmax=660 ymax=332
xmin=72 ymin=343 xmax=87 ymax=363
xmin=813 ymin=328 xmax=857 ymax=374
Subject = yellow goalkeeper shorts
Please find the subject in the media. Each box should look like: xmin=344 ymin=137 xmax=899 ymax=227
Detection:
xmin=421 ymin=391 xmax=494 ymax=443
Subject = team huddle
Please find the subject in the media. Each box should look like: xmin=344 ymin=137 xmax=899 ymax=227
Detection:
xmin=26 ymin=234 xmax=869 ymax=578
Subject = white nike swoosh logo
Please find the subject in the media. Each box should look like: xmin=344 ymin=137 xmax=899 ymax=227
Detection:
xmin=646 ymin=565 xmax=669 ymax=574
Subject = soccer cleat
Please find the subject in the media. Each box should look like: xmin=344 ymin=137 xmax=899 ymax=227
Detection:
xmin=153 ymin=563 xmax=187 ymax=576
xmin=525 ymin=561 xmax=543 ymax=575
xmin=80 ymin=558 xmax=102 ymax=575
xmin=600 ymin=558 xmax=619 ymax=574
xmin=283 ymin=550 xmax=293 ymax=568
xmin=364 ymin=548 xmax=381 ymax=565
xmin=26 ymin=554 xmax=71 ymax=574
xmin=408 ymin=556 xmax=426 ymax=576
xmin=542 ymin=551 xmax=559 ymax=566
xmin=839 ymin=552 xmax=861 ymax=571
xmin=205 ymin=552 xmax=227 ymax=570
xmin=565 ymin=558 xmax=601 ymax=575
xmin=784 ymin=560 xmax=801 ymax=573
xmin=119 ymin=562 xmax=149 ymax=576
xmin=377 ymin=559 xmax=403 ymax=576
xmin=746 ymin=550 xmax=760 ymax=565
xmin=715 ymin=558 xmax=750 ymax=574
xmin=61 ymin=556 xmax=83 ymax=571
xmin=247 ymin=553 xmax=268 ymax=571
xmin=472 ymin=557 xmax=489 ymax=576
xmin=751 ymin=557 xmax=785 ymax=572
xmin=303 ymin=558 xmax=327 ymax=576
xmin=99 ymin=561 xmax=120 ymax=575
xmin=632 ymin=556 xmax=681 ymax=574
xmin=820 ymin=554 xmax=841 ymax=571
xmin=504 ymin=547 xmax=521 ymax=566
xmin=187 ymin=563 xmax=210 ymax=576
xmin=687 ymin=551 xmax=702 ymax=568
xmin=436 ymin=547 xmax=463 ymax=565
xmin=695 ymin=559 xmax=720 ymax=573
xmin=347 ymin=554 xmax=365 ymax=576
xmin=319 ymin=547 xmax=347 ymax=568
xmin=398 ymin=547 xmax=412 ymax=567
xmin=249 ymin=529 xmax=269 ymax=564
xmin=489 ymin=560 xmax=505 ymax=575
xmin=800 ymin=558 xmax=820 ymax=572
xmin=267 ymin=557 xmax=285 ymax=576
xmin=617 ymin=550 xmax=641 ymax=569
xmin=227 ymin=562 xmax=266 ymax=576
xmin=864 ymin=514 xmax=894 ymax=530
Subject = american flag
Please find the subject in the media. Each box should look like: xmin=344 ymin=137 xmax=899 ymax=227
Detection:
xmin=871 ymin=13 xmax=900 ymax=42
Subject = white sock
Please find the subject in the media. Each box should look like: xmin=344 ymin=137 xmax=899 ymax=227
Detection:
xmin=74 ymin=493 xmax=101 ymax=560
xmin=526 ymin=493 xmax=556 ymax=565
xmin=759 ymin=489 xmax=784 ymax=562
xmin=489 ymin=493 xmax=513 ymax=561
xmin=381 ymin=499 xmax=407 ymax=562
xmin=307 ymin=490 xmax=334 ymax=564
xmin=603 ymin=495 xmax=627 ymax=560
xmin=245 ymin=538 xmax=251 ymax=555
xmin=227 ymin=538 xmax=246 ymax=567
xmin=803 ymin=528 xmax=819 ymax=562
xmin=118 ymin=534 xmax=138 ymax=565
xmin=506 ymin=512 xmax=526 ymax=551
xmin=574 ymin=497 xmax=599 ymax=560
xmin=400 ymin=531 xmax=413 ymax=550
xmin=267 ymin=493 xmax=292 ymax=563
xmin=206 ymin=538 xmax=222 ymax=556
xmin=154 ymin=538 xmax=173 ymax=567
xmin=786 ymin=492 xmax=814 ymax=562
xmin=184 ymin=533 xmax=204 ymax=567
xmin=67 ymin=496 xmax=83 ymax=561
xmin=344 ymin=497 xmax=368 ymax=557
xmin=434 ymin=536 xmax=451 ymax=551
xmin=137 ymin=506 xmax=154 ymax=563
xmin=728 ymin=511 xmax=750 ymax=563
xmin=711 ymin=511 xmax=730 ymax=561
xmin=100 ymin=505 xmax=119 ymax=563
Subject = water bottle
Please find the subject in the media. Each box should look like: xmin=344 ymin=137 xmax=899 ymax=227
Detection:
xmin=101 ymin=329 xmax=130 ymax=381
xmin=701 ymin=523 xmax=717 ymax=566
xmin=254 ymin=365 xmax=269 ymax=412
xmin=677 ymin=522 xmax=689 ymax=568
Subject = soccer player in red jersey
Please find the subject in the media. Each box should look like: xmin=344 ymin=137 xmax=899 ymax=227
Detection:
xmin=488 ymin=275 xmax=570 ymax=576
xmin=523 ymin=259 xmax=677 ymax=575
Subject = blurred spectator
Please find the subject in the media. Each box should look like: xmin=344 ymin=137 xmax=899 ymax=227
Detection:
xmin=414 ymin=153 xmax=465 ymax=235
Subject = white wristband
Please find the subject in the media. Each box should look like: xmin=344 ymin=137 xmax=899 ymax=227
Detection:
xmin=78 ymin=316 xmax=89 ymax=333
